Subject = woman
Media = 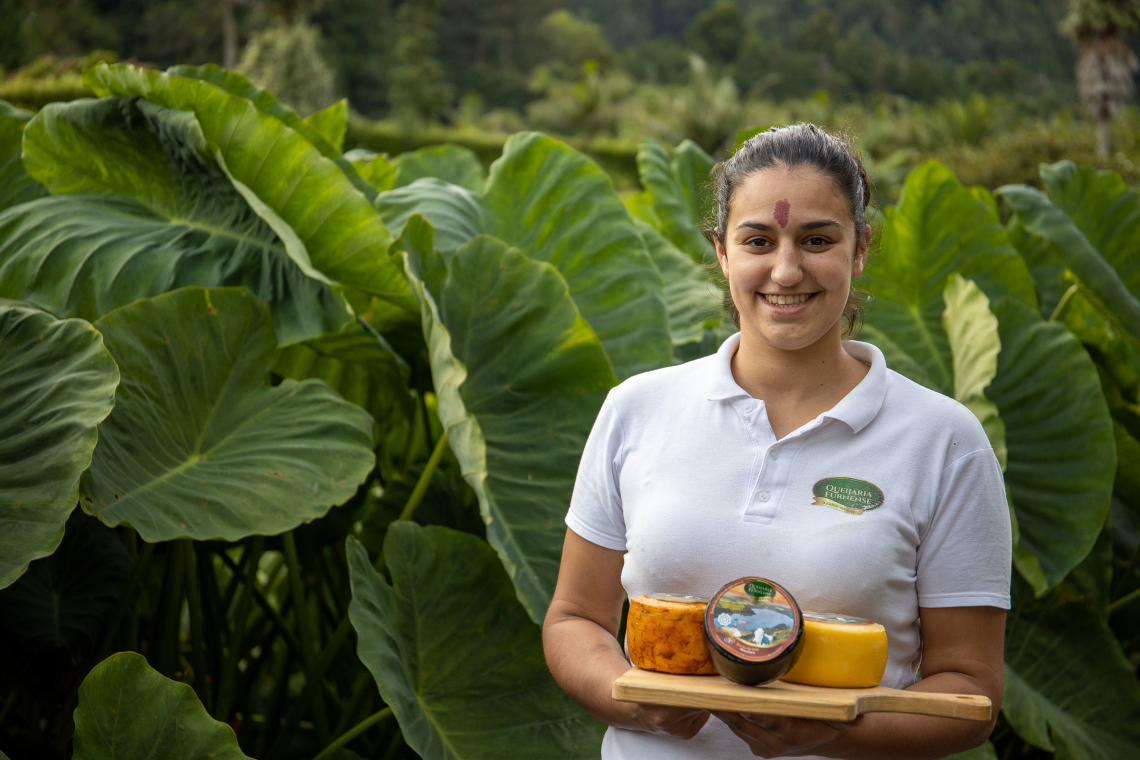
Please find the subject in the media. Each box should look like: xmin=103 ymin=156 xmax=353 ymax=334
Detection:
xmin=542 ymin=124 xmax=1011 ymax=759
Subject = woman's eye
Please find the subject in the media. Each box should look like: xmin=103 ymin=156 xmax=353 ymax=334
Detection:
xmin=805 ymin=236 xmax=829 ymax=246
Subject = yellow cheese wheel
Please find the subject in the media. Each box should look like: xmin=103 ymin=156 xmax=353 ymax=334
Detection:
xmin=627 ymin=594 xmax=716 ymax=675
xmin=781 ymin=612 xmax=888 ymax=688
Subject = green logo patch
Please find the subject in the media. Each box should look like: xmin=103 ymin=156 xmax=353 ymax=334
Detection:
xmin=811 ymin=477 xmax=884 ymax=514
xmin=744 ymin=580 xmax=774 ymax=600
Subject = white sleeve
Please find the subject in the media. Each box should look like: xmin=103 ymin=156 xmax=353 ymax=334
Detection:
xmin=915 ymin=448 xmax=1012 ymax=609
xmin=565 ymin=391 xmax=628 ymax=551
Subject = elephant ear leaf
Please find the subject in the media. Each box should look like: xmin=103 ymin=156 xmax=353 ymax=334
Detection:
xmin=346 ymin=528 xmax=604 ymax=760
xmin=402 ymin=234 xmax=615 ymax=621
xmin=84 ymin=64 xmax=412 ymax=312
xmin=1001 ymin=578 xmax=1140 ymax=759
xmin=0 ymin=100 xmax=46 ymax=212
xmin=0 ymin=511 xmax=130 ymax=650
xmin=393 ymin=144 xmax=486 ymax=192
xmin=999 ymin=161 xmax=1140 ymax=349
xmin=942 ymin=273 xmax=1006 ymax=468
xmin=6 ymin=97 xmax=351 ymax=345
xmin=864 ymin=162 xmax=1113 ymax=594
xmin=72 ymin=651 xmax=252 ymax=760
xmin=82 ymin=287 xmax=375 ymax=543
xmin=302 ymin=98 xmax=347 ymax=152
xmin=635 ymin=139 xmax=714 ymax=263
xmin=0 ymin=305 xmax=118 ymax=589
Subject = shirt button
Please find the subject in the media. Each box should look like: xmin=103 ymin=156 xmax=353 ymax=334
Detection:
xmin=769 ymin=449 xmax=779 ymax=460
xmin=758 ymin=491 xmax=770 ymax=502
xmin=743 ymin=403 xmax=753 ymax=413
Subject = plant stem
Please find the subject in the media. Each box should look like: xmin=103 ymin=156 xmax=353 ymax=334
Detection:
xmin=400 ymin=431 xmax=449 ymax=522
xmin=154 ymin=541 xmax=188 ymax=678
xmin=311 ymin=707 xmax=392 ymax=760
xmin=214 ymin=536 xmax=264 ymax=721
xmin=96 ymin=541 xmax=155 ymax=659
xmin=1049 ymin=282 xmax=1080 ymax=322
xmin=1109 ymin=586 xmax=1140 ymax=615
xmin=183 ymin=539 xmax=211 ymax=713
xmin=282 ymin=531 xmax=330 ymax=743
xmin=334 ymin=671 xmax=375 ymax=738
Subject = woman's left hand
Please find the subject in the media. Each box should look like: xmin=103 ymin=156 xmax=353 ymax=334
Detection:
xmin=712 ymin=711 xmax=863 ymax=758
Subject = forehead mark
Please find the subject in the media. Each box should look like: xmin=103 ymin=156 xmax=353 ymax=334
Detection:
xmin=773 ymin=199 xmax=791 ymax=228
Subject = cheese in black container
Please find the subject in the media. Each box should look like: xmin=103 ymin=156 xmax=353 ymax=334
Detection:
xmin=703 ymin=577 xmax=805 ymax=685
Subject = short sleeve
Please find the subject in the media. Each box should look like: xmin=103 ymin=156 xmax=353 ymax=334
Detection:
xmin=916 ymin=448 xmax=1012 ymax=609
xmin=566 ymin=391 xmax=628 ymax=551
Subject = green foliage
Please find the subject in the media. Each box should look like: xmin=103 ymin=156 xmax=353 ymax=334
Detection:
xmin=347 ymin=526 xmax=605 ymax=758
xmin=83 ymin=287 xmax=376 ymax=543
xmin=237 ymin=22 xmax=337 ymax=118
xmin=6 ymin=56 xmax=1140 ymax=760
xmin=377 ymin=131 xmax=672 ymax=378
xmin=73 ymin=651 xmax=252 ymax=760
xmin=0 ymin=305 xmax=118 ymax=589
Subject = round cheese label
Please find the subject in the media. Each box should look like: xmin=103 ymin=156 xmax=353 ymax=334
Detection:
xmin=648 ymin=593 xmax=710 ymax=604
xmin=705 ymin=578 xmax=801 ymax=662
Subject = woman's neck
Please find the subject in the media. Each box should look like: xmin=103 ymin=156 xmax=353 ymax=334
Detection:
xmin=730 ymin=322 xmax=870 ymax=439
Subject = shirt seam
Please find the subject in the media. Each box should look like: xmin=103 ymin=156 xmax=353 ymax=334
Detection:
xmin=942 ymin=446 xmax=995 ymax=472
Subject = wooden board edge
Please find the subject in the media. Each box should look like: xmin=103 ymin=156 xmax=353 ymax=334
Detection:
xmin=856 ymin=692 xmax=992 ymax=722
xmin=612 ymin=680 xmax=859 ymax=721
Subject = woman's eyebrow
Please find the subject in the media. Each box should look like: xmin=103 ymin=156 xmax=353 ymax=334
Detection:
xmin=734 ymin=219 xmax=842 ymax=232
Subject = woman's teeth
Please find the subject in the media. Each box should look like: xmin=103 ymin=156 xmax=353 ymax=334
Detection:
xmin=763 ymin=293 xmax=813 ymax=305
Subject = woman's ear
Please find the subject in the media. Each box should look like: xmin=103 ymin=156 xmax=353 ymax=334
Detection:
xmin=715 ymin=234 xmax=729 ymax=281
xmin=852 ymin=225 xmax=871 ymax=278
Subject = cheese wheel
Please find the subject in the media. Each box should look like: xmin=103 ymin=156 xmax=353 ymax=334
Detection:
xmin=780 ymin=612 xmax=888 ymax=688
xmin=627 ymin=594 xmax=715 ymax=674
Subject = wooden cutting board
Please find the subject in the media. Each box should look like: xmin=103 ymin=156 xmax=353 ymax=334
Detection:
xmin=612 ymin=668 xmax=991 ymax=722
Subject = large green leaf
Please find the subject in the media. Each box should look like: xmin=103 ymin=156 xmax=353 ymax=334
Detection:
xmin=1002 ymin=579 xmax=1140 ymax=759
xmin=378 ymin=132 xmax=671 ymax=378
xmin=84 ymin=64 xmax=414 ymax=313
xmin=166 ymin=64 xmax=374 ymax=200
xmin=635 ymin=218 xmax=724 ymax=347
xmin=82 ymin=287 xmax=375 ymax=542
xmin=401 ymin=234 xmax=616 ymax=620
xmin=272 ymin=317 xmax=414 ymax=428
xmin=945 ymin=742 xmax=997 ymax=760
xmin=862 ymin=162 xmax=1113 ymax=592
xmin=346 ymin=528 xmax=604 ymax=759
xmin=0 ymin=305 xmax=118 ymax=589
xmin=1000 ymin=162 xmax=1140 ymax=347
xmin=4 ymin=97 xmax=350 ymax=345
xmin=0 ymin=511 xmax=130 ymax=650
xmin=942 ymin=274 xmax=1006 ymax=468
xmin=864 ymin=160 xmax=1037 ymax=395
xmin=302 ymin=98 xmax=347 ymax=152
xmin=635 ymin=138 xmax=715 ymax=262
xmin=393 ymin=144 xmax=485 ymax=192
xmin=72 ymin=651 xmax=252 ymax=760
xmin=986 ymin=297 xmax=1114 ymax=591
xmin=0 ymin=100 xmax=47 ymax=212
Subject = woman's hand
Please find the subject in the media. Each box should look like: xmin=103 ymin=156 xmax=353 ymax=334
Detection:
xmin=630 ymin=703 xmax=710 ymax=739
xmin=712 ymin=711 xmax=863 ymax=757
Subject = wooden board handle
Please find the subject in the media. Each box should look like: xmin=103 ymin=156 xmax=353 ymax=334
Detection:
xmin=611 ymin=668 xmax=991 ymax=722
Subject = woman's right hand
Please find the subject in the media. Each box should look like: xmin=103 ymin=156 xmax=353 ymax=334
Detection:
xmin=628 ymin=703 xmax=710 ymax=739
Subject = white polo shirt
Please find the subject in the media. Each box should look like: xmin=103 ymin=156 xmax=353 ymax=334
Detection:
xmin=566 ymin=333 xmax=1012 ymax=760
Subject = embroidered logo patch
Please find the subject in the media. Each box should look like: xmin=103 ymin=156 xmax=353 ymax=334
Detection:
xmin=811 ymin=477 xmax=884 ymax=514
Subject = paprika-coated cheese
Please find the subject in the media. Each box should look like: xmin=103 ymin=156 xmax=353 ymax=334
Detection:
xmin=627 ymin=594 xmax=715 ymax=674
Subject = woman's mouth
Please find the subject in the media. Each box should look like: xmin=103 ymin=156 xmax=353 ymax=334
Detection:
xmin=762 ymin=293 xmax=817 ymax=307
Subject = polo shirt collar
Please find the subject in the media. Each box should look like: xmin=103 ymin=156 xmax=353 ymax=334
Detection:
xmin=704 ymin=333 xmax=888 ymax=433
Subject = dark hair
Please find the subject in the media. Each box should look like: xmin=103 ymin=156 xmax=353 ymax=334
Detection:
xmin=708 ymin=123 xmax=872 ymax=337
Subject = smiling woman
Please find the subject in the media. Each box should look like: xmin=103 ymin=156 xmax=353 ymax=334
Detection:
xmin=543 ymin=124 xmax=1011 ymax=760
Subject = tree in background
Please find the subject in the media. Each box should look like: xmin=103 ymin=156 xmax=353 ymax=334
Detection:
xmin=390 ymin=0 xmax=452 ymax=124
xmin=686 ymin=0 xmax=744 ymax=68
xmin=238 ymin=20 xmax=337 ymax=115
xmin=1061 ymin=0 xmax=1140 ymax=154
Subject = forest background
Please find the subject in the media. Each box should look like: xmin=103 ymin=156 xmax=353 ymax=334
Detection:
xmin=3 ymin=0 xmax=1139 ymax=197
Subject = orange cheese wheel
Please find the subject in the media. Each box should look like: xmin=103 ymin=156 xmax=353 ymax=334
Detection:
xmin=627 ymin=594 xmax=715 ymax=675
xmin=780 ymin=612 xmax=888 ymax=688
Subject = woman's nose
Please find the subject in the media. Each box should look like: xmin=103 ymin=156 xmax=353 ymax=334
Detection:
xmin=769 ymin=242 xmax=803 ymax=287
